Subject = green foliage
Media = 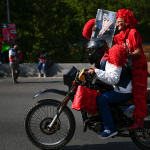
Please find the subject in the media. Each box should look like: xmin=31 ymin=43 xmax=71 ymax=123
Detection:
xmin=0 ymin=0 xmax=150 ymax=63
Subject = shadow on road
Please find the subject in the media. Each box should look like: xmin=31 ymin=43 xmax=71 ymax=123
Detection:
xmin=60 ymin=142 xmax=139 ymax=150
xmin=19 ymin=81 xmax=63 ymax=84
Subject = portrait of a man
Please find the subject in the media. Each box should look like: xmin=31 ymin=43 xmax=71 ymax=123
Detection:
xmin=91 ymin=9 xmax=116 ymax=47
xmin=97 ymin=11 xmax=114 ymax=36
xmin=93 ymin=11 xmax=114 ymax=38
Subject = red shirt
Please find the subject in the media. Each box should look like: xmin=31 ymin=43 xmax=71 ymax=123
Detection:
xmin=113 ymin=28 xmax=147 ymax=68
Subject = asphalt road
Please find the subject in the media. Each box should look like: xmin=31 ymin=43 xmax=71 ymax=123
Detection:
xmin=0 ymin=77 xmax=150 ymax=150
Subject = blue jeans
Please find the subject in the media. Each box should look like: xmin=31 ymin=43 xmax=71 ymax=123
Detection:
xmin=38 ymin=61 xmax=46 ymax=73
xmin=97 ymin=90 xmax=132 ymax=132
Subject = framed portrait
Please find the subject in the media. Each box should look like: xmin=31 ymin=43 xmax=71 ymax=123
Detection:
xmin=91 ymin=9 xmax=117 ymax=47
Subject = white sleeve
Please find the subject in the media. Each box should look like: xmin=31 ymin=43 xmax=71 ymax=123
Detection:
xmin=94 ymin=62 xmax=122 ymax=85
xmin=9 ymin=50 xmax=12 ymax=57
xmin=9 ymin=49 xmax=14 ymax=56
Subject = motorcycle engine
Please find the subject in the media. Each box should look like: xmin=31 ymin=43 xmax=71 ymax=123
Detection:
xmin=93 ymin=122 xmax=104 ymax=134
xmin=92 ymin=108 xmax=119 ymax=134
xmin=88 ymin=114 xmax=104 ymax=134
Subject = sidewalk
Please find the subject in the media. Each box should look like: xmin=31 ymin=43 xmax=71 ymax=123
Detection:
xmin=0 ymin=62 xmax=150 ymax=77
xmin=0 ymin=63 xmax=93 ymax=77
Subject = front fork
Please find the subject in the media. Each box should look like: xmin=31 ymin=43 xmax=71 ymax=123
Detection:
xmin=48 ymin=85 xmax=76 ymax=129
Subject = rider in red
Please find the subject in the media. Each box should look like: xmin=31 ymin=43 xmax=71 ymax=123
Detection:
xmin=113 ymin=9 xmax=148 ymax=129
xmin=83 ymin=9 xmax=148 ymax=129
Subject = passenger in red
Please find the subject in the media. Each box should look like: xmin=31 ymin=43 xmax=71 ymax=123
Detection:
xmin=113 ymin=9 xmax=148 ymax=129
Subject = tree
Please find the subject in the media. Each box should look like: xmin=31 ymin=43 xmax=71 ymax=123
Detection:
xmin=0 ymin=0 xmax=150 ymax=63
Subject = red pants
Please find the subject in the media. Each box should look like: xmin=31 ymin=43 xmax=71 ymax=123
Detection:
xmin=132 ymin=67 xmax=148 ymax=119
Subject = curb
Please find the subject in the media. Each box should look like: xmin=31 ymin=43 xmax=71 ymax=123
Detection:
xmin=0 ymin=63 xmax=93 ymax=77
xmin=0 ymin=63 xmax=150 ymax=77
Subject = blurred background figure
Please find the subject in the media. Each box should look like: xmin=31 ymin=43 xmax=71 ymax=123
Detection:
xmin=38 ymin=50 xmax=49 ymax=77
xmin=0 ymin=36 xmax=2 ymax=64
xmin=9 ymin=45 xmax=20 ymax=83
xmin=17 ymin=50 xmax=23 ymax=64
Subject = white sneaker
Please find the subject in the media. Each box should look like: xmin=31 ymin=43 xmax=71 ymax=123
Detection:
xmin=44 ymin=73 xmax=46 ymax=77
xmin=38 ymin=73 xmax=41 ymax=77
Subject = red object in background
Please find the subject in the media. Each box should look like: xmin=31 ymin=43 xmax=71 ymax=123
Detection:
xmin=0 ymin=36 xmax=2 ymax=50
xmin=1 ymin=23 xmax=18 ymax=45
xmin=71 ymin=85 xmax=101 ymax=115
xmin=0 ymin=36 xmax=2 ymax=42
xmin=18 ymin=52 xmax=22 ymax=61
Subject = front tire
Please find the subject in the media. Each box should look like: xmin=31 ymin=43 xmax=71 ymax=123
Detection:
xmin=24 ymin=99 xmax=76 ymax=150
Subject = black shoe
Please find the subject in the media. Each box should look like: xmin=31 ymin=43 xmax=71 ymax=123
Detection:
xmin=14 ymin=80 xmax=19 ymax=84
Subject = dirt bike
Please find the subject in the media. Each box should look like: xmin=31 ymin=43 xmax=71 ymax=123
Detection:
xmin=24 ymin=66 xmax=150 ymax=150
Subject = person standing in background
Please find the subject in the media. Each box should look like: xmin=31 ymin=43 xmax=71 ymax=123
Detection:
xmin=9 ymin=45 xmax=20 ymax=83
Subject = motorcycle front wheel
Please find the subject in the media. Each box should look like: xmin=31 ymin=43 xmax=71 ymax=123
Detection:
xmin=24 ymin=99 xmax=76 ymax=150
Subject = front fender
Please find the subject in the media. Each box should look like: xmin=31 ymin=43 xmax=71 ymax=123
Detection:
xmin=33 ymin=88 xmax=67 ymax=99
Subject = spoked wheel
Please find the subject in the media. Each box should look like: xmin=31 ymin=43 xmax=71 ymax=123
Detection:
xmin=24 ymin=99 xmax=76 ymax=150
xmin=130 ymin=116 xmax=150 ymax=150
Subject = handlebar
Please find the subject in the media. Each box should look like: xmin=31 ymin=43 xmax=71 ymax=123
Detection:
xmin=82 ymin=69 xmax=95 ymax=82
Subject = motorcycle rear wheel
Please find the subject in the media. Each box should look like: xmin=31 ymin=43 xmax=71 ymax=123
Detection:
xmin=130 ymin=117 xmax=150 ymax=150
xmin=24 ymin=99 xmax=76 ymax=150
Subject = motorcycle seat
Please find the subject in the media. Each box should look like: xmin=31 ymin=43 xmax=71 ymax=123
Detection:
xmin=116 ymin=89 xmax=150 ymax=106
xmin=146 ymin=88 xmax=150 ymax=101
xmin=116 ymin=98 xmax=134 ymax=106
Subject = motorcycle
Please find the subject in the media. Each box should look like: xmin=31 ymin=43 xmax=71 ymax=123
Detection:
xmin=24 ymin=66 xmax=150 ymax=150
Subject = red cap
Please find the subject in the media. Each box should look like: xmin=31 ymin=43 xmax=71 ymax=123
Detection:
xmin=116 ymin=9 xmax=138 ymax=28
xmin=106 ymin=44 xmax=128 ymax=67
